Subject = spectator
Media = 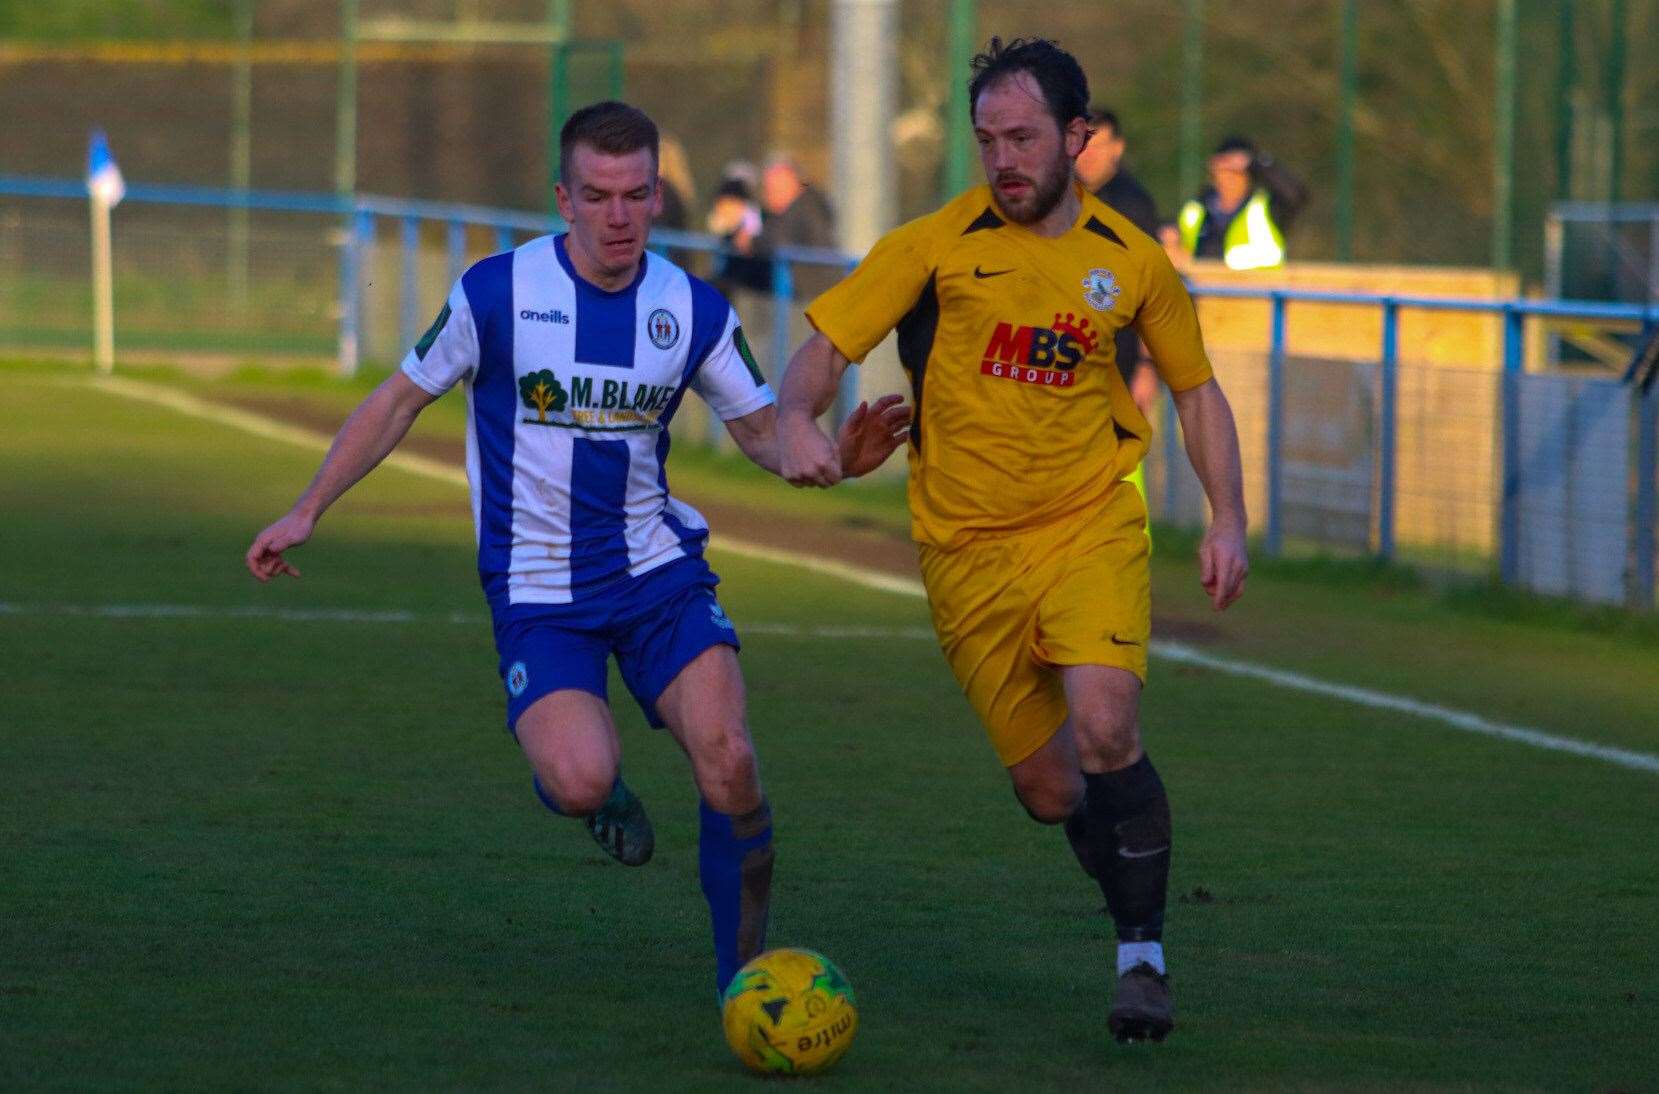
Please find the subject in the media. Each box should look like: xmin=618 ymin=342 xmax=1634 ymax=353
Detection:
xmin=654 ymin=134 xmax=697 ymax=266
xmin=706 ymin=161 xmax=770 ymax=294
xmin=1177 ymin=136 xmax=1308 ymax=269
xmin=751 ymin=153 xmax=837 ymax=300
xmin=1076 ymin=107 xmax=1158 ymax=240
xmin=654 ymin=134 xmax=695 ymax=231
xmin=1076 ymin=107 xmax=1159 ymax=413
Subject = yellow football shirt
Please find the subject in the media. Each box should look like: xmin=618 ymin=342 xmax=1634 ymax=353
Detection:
xmin=806 ymin=183 xmax=1214 ymax=550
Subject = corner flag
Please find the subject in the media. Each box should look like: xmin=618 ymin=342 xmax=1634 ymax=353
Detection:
xmin=87 ymin=129 xmax=125 ymax=207
xmin=87 ymin=128 xmax=123 ymax=372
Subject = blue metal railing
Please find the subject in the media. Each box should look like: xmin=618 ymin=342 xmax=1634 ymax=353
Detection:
xmin=5 ymin=174 xmax=1658 ymax=606
xmin=1183 ymin=283 xmax=1659 ymax=602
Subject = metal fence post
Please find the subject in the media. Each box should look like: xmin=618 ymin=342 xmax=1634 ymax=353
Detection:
xmin=446 ymin=219 xmax=466 ymax=287
xmin=771 ymin=256 xmax=793 ymax=386
xmin=495 ymin=225 xmax=514 ymax=255
xmin=336 ymin=207 xmax=369 ymax=377
xmin=1499 ymin=305 xmax=1525 ymax=584
xmin=835 ymin=258 xmax=862 ymax=429
xmin=1634 ymin=377 xmax=1657 ymax=609
xmin=1265 ymin=292 xmax=1287 ymax=555
xmin=1377 ymin=298 xmax=1399 ymax=560
xmin=1161 ymin=388 xmax=1179 ymax=524
xmin=399 ymin=216 xmax=421 ymax=355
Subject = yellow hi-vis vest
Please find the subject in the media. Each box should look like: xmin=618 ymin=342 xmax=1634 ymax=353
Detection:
xmin=1178 ymin=189 xmax=1286 ymax=269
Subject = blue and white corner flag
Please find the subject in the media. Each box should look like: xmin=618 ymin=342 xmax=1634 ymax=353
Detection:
xmin=86 ymin=129 xmax=125 ymax=207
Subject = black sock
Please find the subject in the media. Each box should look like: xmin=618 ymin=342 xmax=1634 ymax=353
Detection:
xmin=1062 ymin=809 xmax=1097 ymax=878
xmin=1082 ymin=754 xmax=1171 ymax=943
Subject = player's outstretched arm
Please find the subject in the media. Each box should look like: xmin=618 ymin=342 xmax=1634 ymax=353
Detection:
xmin=245 ymin=371 xmax=437 ymax=582
xmin=776 ymin=332 xmax=852 ymax=487
xmin=723 ymin=395 xmax=909 ymax=481
xmin=1170 ymin=378 xmax=1248 ymax=611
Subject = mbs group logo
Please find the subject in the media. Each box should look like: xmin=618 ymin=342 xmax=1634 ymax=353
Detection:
xmin=979 ymin=312 xmax=1100 ymax=387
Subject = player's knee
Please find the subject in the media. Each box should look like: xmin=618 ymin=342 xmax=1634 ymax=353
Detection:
xmin=693 ymin=726 xmax=761 ymax=812
xmin=535 ymin=753 xmax=616 ymax=815
xmin=1072 ymin=706 xmax=1141 ymax=770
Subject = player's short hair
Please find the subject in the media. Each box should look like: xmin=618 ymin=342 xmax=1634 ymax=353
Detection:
xmin=967 ymin=36 xmax=1090 ymax=133
xmin=1214 ymin=135 xmax=1257 ymax=157
xmin=1087 ymin=107 xmax=1122 ymax=139
xmin=560 ymin=101 xmax=659 ymax=183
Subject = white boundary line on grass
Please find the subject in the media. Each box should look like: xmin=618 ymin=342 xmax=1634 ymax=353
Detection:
xmin=76 ymin=375 xmax=1659 ymax=777
xmin=89 ymin=375 xmax=930 ymax=598
xmin=1153 ymin=641 xmax=1659 ymax=775
xmin=0 ymin=601 xmax=936 ymax=641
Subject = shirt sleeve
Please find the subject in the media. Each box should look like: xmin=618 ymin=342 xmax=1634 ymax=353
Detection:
xmin=803 ymin=219 xmax=933 ymax=363
xmin=1132 ymin=251 xmax=1214 ymax=393
xmin=400 ymin=280 xmax=479 ymax=396
xmin=690 ymin=305 xmax=776 ymax=421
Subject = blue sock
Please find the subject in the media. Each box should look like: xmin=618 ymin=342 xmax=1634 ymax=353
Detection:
xmin=699 ymin=798 xmax=775 ymax=995
xmin=533 ymin=772 xmax=622 ymax=817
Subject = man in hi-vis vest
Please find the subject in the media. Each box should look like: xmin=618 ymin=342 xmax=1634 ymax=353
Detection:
xmin=1177 ymin=136 xmax=1307 ymax=270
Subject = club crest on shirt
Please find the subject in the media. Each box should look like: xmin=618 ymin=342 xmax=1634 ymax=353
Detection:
xmin=506 ymin=661 xmax=529 ymax=698
xmin=1081 ymin=268 xmax=1122 ymax=312
xmin=646 ymin=308 xmax=680 ymax=350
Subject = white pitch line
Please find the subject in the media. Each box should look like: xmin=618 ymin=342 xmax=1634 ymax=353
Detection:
xmin=91 ymin=375 xmax=469 ymax=489
xmin=88 ymin=374 xmax=928 ymax=596
xmin=0 ymin=601 xmax=934 ymax=641
xmin=73 ymin=375 xmax=1659 ymax=776
xmin=1154 ymin=640 xmax=1659 ymax=775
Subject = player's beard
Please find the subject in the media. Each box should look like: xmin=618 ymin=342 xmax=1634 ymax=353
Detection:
xmin=992 ymin=147 xmax=1073 ymax=226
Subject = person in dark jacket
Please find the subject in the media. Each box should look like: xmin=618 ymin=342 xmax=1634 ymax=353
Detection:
xmin=1076 ymin=107 xmax=1158 ymax=413
xmin=706 ymin=161 xmax=771 ymax=295
xmin=747 ymin=154 xmax=838 ymax=301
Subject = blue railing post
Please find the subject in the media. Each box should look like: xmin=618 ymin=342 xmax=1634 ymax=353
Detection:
xmin=337 ymin=213 xmax=359 ymax=377
xmin=399 ymin=215 xmax=421 ymax=355
xmin=494 ymin=225 xmax=514 ymax=254
xmin=1377 ymin=298 xmax=1400 ymax=561
xmin=1499 ymin=305 xmax=1525 ymax=584
xmin=771 ymin=257 xmax=794 ymax=386
xmin=1265 ymin=292 xmax=1288 ymax=555
xmin=834 ymin=259 xmax=861 ymax=428
xmin=1634 ymin=379 xmax=1657 ymax=609
xmin=1161 ymin=387 xmax=1179 ymax=523
xmin=337 ymin=208 xmax=372 ymax=377
xmin=446 ymin=219 xmax=466 ymax=287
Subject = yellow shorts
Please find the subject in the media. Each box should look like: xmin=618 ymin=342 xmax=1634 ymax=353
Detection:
xmin=918 ymin=481 xmax=1150 ymax=768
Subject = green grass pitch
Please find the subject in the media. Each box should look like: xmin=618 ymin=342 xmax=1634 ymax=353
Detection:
xmin=2 ymin=363 xmax=1656 ymax=1089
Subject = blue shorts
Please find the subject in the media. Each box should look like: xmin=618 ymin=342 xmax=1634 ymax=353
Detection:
xmin=491 ymin=557 xmax=740 ymax=735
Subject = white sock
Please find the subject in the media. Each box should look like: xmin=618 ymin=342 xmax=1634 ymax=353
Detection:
xmin=1117 ymin=941 xmax=1165 ymax=976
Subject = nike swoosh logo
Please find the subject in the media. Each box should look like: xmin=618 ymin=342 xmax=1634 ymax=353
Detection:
xmin=973 ymin=266 xmax=1015 ymax=279
xmin=1118 ymin=845 xmax=1170 ymax=859
xmin=1109 ymin=634 xmax=1142 ymax=646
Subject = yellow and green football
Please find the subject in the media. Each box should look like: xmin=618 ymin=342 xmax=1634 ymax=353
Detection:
xmin=720 ymin=948 xmax=858 ymax=1075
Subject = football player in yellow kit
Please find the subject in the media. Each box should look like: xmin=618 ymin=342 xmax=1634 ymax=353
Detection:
xmin=777 ymin=37 xmax=1247 ymax=1043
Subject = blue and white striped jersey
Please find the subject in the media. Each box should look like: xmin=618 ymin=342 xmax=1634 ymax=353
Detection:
xmin=401 ymin=233 xmax=775 ymax=609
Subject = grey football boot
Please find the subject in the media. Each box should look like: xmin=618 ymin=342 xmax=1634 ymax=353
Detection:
xmin=1108 ymin=962 xmax=1174 ymax=1043
xmin=584 ymin=778 xmax=655 ymax=867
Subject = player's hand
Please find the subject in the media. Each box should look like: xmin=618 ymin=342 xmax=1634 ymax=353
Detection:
xmin=779 ymin=409 xmax=844 ymax=488
xmin=836 ymin=394 xmax=911 ymax=479
xmin=1198 ymin=520 xmax=1247 ymax=611
xmin=245 ymin=509 xmax=315 ymax=582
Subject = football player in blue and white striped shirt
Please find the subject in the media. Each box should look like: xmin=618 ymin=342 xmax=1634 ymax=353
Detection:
xmin=246 ymin=101 xmax=909 ymax=995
